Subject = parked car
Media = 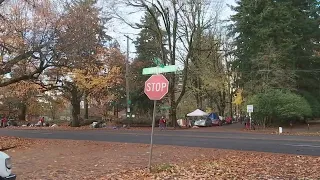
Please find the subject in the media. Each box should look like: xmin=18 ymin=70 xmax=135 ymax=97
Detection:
xmin=211 ymin=119 xmax=223 ymax=126
xmin=194 ymin=118 xmax=212 ymax=127
xmin=0 ymin=151 xmax=16 ymax=180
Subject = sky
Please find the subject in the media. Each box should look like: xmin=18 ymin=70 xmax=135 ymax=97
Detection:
xmin=106 ymin=0 xmax=237 ymax=59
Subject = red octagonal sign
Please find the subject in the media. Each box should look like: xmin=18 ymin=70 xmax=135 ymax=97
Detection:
xmin=144 ymin=74 xmax=169 ymax=100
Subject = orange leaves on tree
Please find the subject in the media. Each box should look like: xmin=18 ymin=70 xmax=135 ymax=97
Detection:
xmin=67 ymin=47 xmax=125 ymax=104
xmin=71 ymin=48 xmax=124 ymax=93
xmin=0 ymin=81 xmax=43 ymax=98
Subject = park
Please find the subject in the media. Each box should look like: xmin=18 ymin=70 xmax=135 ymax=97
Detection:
xmin=0 ymin=0 xmax=320 ymax=179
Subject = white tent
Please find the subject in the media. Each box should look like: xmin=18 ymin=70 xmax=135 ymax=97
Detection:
xmin=187 ymin=109 xmax=208 ymax=117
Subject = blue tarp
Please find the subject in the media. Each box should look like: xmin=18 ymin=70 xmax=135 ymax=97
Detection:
xmin=208 ymin=113 xmax=219 ymax=120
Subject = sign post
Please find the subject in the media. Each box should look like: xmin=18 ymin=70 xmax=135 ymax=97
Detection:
xmin=144 ymin=74 xmax=169 ymax=172
xmin=143 ymin=57 xmax=177 ymax=172
xmin=148 ymin=100 xmax=157 ymax=171
xmin=247 ymin=105 xmax=253 ymax=129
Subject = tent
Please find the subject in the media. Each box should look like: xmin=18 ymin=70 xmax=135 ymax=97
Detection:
xmin=187 ymin=109 xmax=208 ymax=117
xmin=208 ymin=112 xmax=219 ymax=120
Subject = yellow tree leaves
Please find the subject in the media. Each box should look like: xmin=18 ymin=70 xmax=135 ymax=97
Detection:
xmin=0 ymin=80 xmax=43 ymax=117
xmin=72 ymin=65 xmax=122 ymax=95
xmin=233 ymin=89 xmax=243 ymax=105
xmin=0 ymin=80 xmax=42 ymax=98
xmin=47 ymin=46 xmax=126 ymax=118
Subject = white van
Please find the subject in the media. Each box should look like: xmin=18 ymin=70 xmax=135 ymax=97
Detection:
xmin=0 ymin=152 xmax=16 ymax=180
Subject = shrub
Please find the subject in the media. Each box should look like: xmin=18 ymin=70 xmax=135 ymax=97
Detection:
xmin=245 ymin=89 xmax=312 ymax=126
xmin=299 ymin=91 xmax=320 ymax=118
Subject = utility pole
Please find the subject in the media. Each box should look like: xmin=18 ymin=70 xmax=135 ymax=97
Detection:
xmin=124 ymin=35 xmax=133 ymax=124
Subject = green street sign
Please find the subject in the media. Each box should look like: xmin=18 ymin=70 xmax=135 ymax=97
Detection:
xmin=127 ymin=100 xmax=131 ymax=105
xmin=153 ymin=57 xmax=165 ymax=67
xmin=153 ymin=57 xmax=160 ymax=64
xmin=142 ymin=65 xmax=178 ymax=75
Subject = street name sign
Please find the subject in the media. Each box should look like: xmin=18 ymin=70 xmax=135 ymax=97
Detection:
xmin=142 ymin=65 xmax=177 ymax=75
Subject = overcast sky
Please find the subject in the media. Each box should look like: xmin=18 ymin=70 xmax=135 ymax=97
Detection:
xmin=106 ymin=0 xmax=237 ymax=59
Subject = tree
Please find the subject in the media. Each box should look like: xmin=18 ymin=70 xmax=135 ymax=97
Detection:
xmin=299 ymin=90 xmax=320 ymax=118
xmin=75 ymin=47 xmax=126 ymax=119
xmin=37 ymin=0 xmax=111 ymax=126
xmin=230 ymin=0 xmax=320 ymax=95
xmin=0 ymin=0 xmax=63 ymax=86
xmin=188 ymin=31 xmax=228 ymax=115
xmin=0 ymin=81 xmax=43 ymax=120
xmin=39 ymin=94 xmax=67 ymax=121
xmin=122 ymin=0 xmax=220 ymax=127
xmin=134 ymin=8 xmax=166 ymax=63
xmin=130 ymin=8 xmax=165 ymax=114
xmin=247 ymin=41 xmax=296 ymax=93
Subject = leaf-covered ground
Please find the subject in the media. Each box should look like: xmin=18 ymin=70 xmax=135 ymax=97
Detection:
xmin=0 ymin=136 xmax=35 ymax=151
xmin=1 ymin=137 xmax=319 ymax=180
xmin=102 ymin=154 xmax=320 ymax=180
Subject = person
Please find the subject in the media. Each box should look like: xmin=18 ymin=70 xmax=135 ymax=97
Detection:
xmin=1 ymin=116 xmax=7 ymax=128
xmin=244 ymin=115 xmax=250 ymax=129
xmin=39 ymin=117 xmax=44 ymax=127
xmin=159 ymin=116 xmax=166 ymax=130
xmin=0 ymin=116 xmax=3 ymax=128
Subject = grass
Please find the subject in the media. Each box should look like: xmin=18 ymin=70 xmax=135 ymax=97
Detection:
xmin=152 ymin=163 xmax=175 ymax=173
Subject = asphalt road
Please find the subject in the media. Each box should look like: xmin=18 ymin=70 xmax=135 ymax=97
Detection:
xmin=1 ymin=128 xmax=320 ymax=156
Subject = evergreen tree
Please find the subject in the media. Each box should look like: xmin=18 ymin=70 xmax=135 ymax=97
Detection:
xmin=130 ymin=9 xmax=166 ymax=114
xmin=134 ymin=8 xmax=165 ymax=62
xmin=230 ymin=0 xmax=320 ymax=94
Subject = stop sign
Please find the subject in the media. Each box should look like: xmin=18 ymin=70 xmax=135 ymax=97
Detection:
xmin=144 ymin=74 xmax=169 ymax=100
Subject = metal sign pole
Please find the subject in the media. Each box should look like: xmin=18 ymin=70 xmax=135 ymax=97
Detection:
xmin=249 ymin=112 xmax=252 ymax=130
xmin=148 ymin=100 xmax=157 ymax=172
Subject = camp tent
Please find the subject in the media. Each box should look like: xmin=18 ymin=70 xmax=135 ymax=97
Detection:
xmin=187 ymin=109 xmax=208 ymax=117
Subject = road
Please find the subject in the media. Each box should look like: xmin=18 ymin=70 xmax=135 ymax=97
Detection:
xmin=0 ymin=128 xmax=320 ymax=156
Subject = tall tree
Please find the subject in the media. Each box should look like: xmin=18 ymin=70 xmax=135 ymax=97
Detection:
xmin=130 ymin=9 xmax=165 ymax=114
xmin=37 ymin=0 xmax=110 ymax=126
xmin=0 ymin=0 xmax=63 ymax=86
xmin=188 ymin=31 xmax=228 ymax=116
xmin=0 ymin=80 xmax=42 ymax=120
xmin=122 ymin=0 xmax=219 ymax=127
xmin=230 ymin=0 xmax=320 ymax=94
xmin=134 ymin=8 xmax=165 ymax=63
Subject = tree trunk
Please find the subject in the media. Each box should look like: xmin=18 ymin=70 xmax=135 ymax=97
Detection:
xmin=169 ymin=74 xmax=177 ymax=128
xmin=199 ymin=94 xmax=203 ymax=110
xmin=18 ymin=103 xmax=27 ymax=121
xmin=170 ymin=103 xmax=177 ymax=128
xmin=194 ymin=79 xmax=201 ymax=109
xmin=71 ymin=92 xmax=81 ymax=127
xmin=116 ymin=103 xmax=119 ymax=118
xmin=50 ymin=108 xmax=56 ymax=121
xmin=196 ymin=93 xmax=200 ymax=109
xmin=220 ymin=91 xmax=226 ymax=116
xmin=71 ymin=101 xmax=80 ymax=127
xmin=84 ymin=91 xmax=89 ymax=119
xmin=229 ymin=99 xmax=233 ymax=117
xmin=209 ymin=96 xmax=214 ymax=110
xmin=229 ymin=82 xmax=233 ymax=117
xmin=198 ymin=78 xmax=203 ymax=109
xmin=262 ymin=117 xmax=266 ymax=129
